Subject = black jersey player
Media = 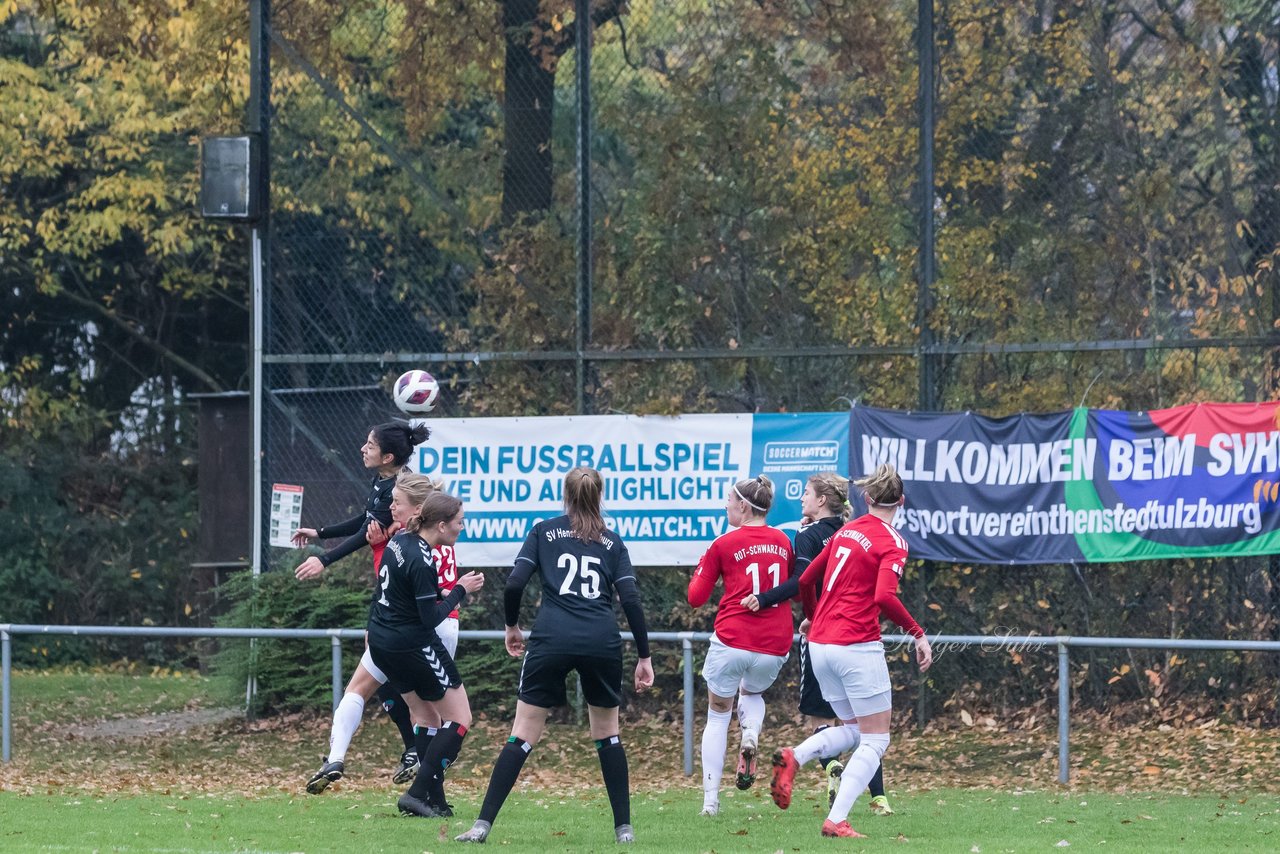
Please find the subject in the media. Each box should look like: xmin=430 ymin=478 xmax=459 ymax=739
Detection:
xmin=365 ymin=490 xmax=484 ymax=818
xmin=456 ymin=467 xmax=654 ymax=845
xmin=293 ymin=421 xmax=432 ymax=792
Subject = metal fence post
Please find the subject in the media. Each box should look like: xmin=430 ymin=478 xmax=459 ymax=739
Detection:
xmin=682 ymin=633 xmax=694 ymax=776
xmin=2 ymin=627 xmax=10 ymax=763
xmin=1058 ymin=639 xmax=1070 ymax=783
xmin=330 ymin=634 xmax=343 ymax=711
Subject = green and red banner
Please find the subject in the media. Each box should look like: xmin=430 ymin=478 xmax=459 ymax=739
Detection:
xmin=851 ymin=402 xmax=1280 ymax=564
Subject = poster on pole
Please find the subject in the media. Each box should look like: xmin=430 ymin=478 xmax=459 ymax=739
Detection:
xmin=268 ymin=483 xmax=304 ymax=548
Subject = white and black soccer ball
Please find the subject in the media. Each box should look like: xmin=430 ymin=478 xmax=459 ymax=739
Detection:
xmin=393 ymin=369 xmax=440 ymax=414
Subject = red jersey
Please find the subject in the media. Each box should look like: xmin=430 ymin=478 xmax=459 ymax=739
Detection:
xmin=688 ymin=525 xmax=795 ymax=656
xmin=800 ymin=514 xmax=924 ymax=645
xmin=434 ymin=544 xmax=460 ymax=620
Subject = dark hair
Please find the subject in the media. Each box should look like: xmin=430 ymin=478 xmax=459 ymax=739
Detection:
xmin=406 ymin=491 xmax=462 ymax=535
xmin=854 ymin=464 xmax=904 ymax=507
xmin=807 ymin=472 xmax=851 ymax=522
xmin=732 ymin=474 xmax=774 ymax=516
xmin=371 ymin=421 xmax=430 ymax=467
xmin=564 ymin=466 xmax=606 ymax=542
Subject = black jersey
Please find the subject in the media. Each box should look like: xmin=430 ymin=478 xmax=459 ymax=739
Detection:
xmin=794 ymin=515 xmax=843 ymax=576
xmin=317 ymin=473 xmax=396 ymax=567
xmin=367 ymin=530 xmax=461 ymax=651
xmin=512 ymin=515 xmax=636 ymax=655
xmin=756 ymin=515 xmax=843 ymax=610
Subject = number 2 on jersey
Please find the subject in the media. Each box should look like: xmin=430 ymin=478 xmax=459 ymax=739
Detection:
xmin=377 ymin=564 xmax=390 ymax=606
xmin=557 ymin=553 xmax=602 ymax=599
xmin=744 ymin=561 xmax=781 ymax=595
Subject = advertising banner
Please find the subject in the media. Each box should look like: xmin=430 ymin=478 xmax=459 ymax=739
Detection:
xmin=851 ymin=403 xmax=1280 ymax=564
xmin=413 ymin=413 xmax=849 ymax=567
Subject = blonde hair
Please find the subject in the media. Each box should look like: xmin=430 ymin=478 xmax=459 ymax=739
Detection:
xmin=732 ymin=474 xmax=774 ymax=516
xmin=405 ymin=491 xmax=462 ymax=535
xmin=564 ymin=466 xmax=607 ymax=542
xmin=853 ymin=464 xmax=903 ymax=507
xmin=393 ymin=473 xmax=444 ymax=509
xmin=807 ymin=472 xmax=851 ymax=521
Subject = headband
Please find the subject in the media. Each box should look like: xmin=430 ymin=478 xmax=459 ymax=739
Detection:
xmin=733 ymin=485 xmax=767 ymax=513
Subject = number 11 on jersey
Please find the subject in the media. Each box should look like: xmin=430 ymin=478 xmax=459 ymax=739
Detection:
xmin=744 ymin=561 xmax=781 ymax=596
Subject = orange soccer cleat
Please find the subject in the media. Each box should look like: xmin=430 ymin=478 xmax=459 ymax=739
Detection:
xmin=769 ymin=748 xmax=799 ymax=809
xmin=821 ymin=819 xmax=867 ymax=838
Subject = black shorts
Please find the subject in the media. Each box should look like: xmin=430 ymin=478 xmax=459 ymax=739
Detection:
xmin=799 ymin=637 xmax=837 ymax=719
xmin=369 ymin=636 xmax=463 ymax=703
xmin=518 ymin=646 xmax=622 ymax=709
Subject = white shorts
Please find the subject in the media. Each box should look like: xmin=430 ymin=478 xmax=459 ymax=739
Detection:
xmin=358 ymin=618 xmax=458 ymax=685
xmin=809 ymin=640 xmax=892 ymax=719
xmin=360 ymin=646 xmax=388 ymax=685
xmin=437 ymin=616 xmax=459 ymax=659
xmin=701 ymin=634 xmax=788 ymax=698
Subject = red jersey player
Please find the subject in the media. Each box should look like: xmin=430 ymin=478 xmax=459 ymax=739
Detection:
xmin=768 ymin=464 xmax=932 ymax=839
xmin=688 ymin=475 xmax=795 ymax=816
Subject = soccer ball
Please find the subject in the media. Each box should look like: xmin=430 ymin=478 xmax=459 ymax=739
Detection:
xmin=393 ymin=369 xmax=439 ymax=414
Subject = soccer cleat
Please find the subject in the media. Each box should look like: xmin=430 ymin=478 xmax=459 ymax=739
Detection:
xmin=700 ymin=803 xmax=719 ymax=817
xmin=396 ymin=792 xmax=441 ymax=818
xmin=869 ymin=795 xmax=894 ymax=815
xmin=455 ymin=820 xmax=492 ymax=843
xmin=305 ymin=758 xmax=344 ymax=794
xmin=391 ymin=748 xmax=419 ymax=785
xmin=825 ymin=759 xmax=844 ymax=808
xmin=821 ymin=819 xmax=867 ymax=838
xmin=735 ymin=729 xmax=759 ymax=790
xmin=615 ymin=823 xmax=635 ymax=843
xmin=770 ymin=748 xmax=798 ymax=810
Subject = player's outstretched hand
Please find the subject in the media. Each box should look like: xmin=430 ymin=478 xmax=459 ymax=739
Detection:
xmin=739 ymin=594 xmax=761 ymax=612
xmin=366 ymin=521 xmax=386 ymax=545
xmin=295 ymin=556 xmax=324 ymax=580
xmin=634 ymin=657 xmax=654 ymax=692
xmin=914 ymin=634 xmax=933 ymax=673
xmin=504 ymin=624 xmax=525 ymax=657
xmin=291 ymin=527 xmax=318 ymax=548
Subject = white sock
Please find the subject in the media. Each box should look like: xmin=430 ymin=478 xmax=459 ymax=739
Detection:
xmin=795 ymin=723 xmax=860 ymax=767
xmin=735 ymin=692 xmax=765 ymax=741
xmin=326 ymin=692 xmax=365 ymax=763
xmin=701 ymin=708 xmax=732 ymax=804
xmin=829 ymin=733 xmax=889 ymax=823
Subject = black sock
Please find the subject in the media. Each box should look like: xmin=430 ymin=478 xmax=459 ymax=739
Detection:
xmin=414 ymin=726 xmax=443 ymax=803
xmin=377 ymin=684 xmax=417 ymax=751
xmin=812 ymin=724 xmax=839 ymax=770
xmin=408 ymin=720 xmax=466 ymax=800
xmin=596 ymin=735 xmax=630 ymax=829
xmin=869 ymin=761 xmax=885 ymax=798
xmin=478 ymin=737 xmax=533 ymax=824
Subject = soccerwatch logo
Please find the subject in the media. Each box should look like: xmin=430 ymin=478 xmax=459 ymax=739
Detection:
xmin=763 ymin=441 xmax=839 ymax=464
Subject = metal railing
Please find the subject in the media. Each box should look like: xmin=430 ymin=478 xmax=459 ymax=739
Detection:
xmin=3 ymin=624 xmax=1278 ymax=783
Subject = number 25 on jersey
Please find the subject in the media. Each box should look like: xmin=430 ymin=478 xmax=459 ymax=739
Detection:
xmin=558 ymin=553 xmax=601 ymax=599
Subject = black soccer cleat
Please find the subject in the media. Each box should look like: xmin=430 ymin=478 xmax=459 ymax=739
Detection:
xmin=305 ymin=758 xmax=344 ymax=795
xmin=397 ymin=792 xmax=442 ymax=818
xmin=392 ymin=748 xmax=419 ymax=785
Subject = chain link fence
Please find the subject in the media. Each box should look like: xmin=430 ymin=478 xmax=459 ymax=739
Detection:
xmin=257 ymin=1 xmax=1280 ymax=722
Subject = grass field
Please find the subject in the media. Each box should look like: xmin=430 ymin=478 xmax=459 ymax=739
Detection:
xmin=2 ymin=670 xmax=1278 ymax=852
xmin=1 ymin=788 xmax=1277 ymax=852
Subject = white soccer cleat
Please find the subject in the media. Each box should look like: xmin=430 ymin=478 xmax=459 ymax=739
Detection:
xmin=455 ymin=820 xmax=492 ymax=843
